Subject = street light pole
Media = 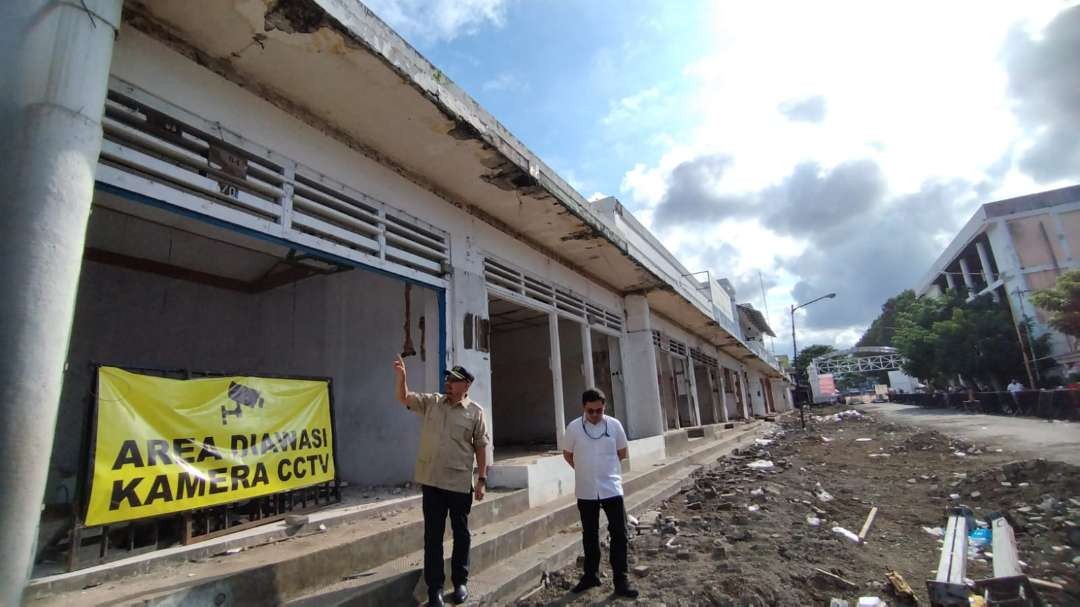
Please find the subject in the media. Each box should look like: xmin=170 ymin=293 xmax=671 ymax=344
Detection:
xmin=792 ymin=292 xmax=837 ymax=429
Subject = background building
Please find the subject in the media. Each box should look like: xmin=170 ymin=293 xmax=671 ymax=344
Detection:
xmin=915 ymin=185 xmax=1080 ymax=378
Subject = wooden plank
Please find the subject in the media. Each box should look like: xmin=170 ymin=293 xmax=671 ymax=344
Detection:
xmin=991 ymin=517 xmax=1022 ymax=577
xmin=858 ymin=506 xmax=879 ymax=542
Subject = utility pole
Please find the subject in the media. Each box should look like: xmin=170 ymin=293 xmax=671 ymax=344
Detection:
xmin=1012 ymin=285 xmax=1039 ymax=388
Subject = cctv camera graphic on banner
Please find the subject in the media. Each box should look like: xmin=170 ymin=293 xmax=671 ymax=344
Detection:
xmin=222 ymin=381 xmax=265 ymax=426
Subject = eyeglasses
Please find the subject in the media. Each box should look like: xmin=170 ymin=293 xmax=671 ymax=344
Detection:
xmin=584 ymin=407 xmax=604 ymax=415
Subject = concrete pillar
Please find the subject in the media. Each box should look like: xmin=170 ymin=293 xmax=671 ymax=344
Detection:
xmin=622 ymin=295 xmax=664 ymax=438
xmin=580 ymin=323 xmax=595 ymax=389
xmin=717 ymin=368 xmax=729 ymax=423
xmin=741 ymin=370 xmax=753 ymax=418
xmin=0 ymin=2 xmax=120 ymax=602
xmin=548 ymin=313 xmax=566 ymax=448
xmin=944 ymin=270 xmax=956 ymax=291
xmin=958 ymin=257 xmax=975 ymax=291
xmin=686 ymin=359 xmax=701 ymax=426
xmin=975 ymin=241 xmax=995 ymax=284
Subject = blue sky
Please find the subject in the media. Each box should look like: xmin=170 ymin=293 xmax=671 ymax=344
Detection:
xmin=366 ymin=0 xmax=1080 ymax=355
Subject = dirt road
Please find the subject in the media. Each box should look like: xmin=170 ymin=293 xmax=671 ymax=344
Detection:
xmin=522 ymin=406 xmax=1079 ymax=606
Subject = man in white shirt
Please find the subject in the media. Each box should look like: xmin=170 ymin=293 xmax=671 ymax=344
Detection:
xmin=1006 ymin=379 xmax=1025 ymax=415
xmin=563 ymin=388 xmax=638 ymax=598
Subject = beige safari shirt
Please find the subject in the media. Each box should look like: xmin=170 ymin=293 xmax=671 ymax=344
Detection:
xmin=406 ymin=392 xmax=489 ymax=493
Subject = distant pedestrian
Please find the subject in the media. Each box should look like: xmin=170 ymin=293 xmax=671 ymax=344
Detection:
xmin=1007 ymin=379 xmax=1025 ymax=415
xmin=393 ymin=356 xmax=489 ymax=606
xmin=563 ymin=388 xmax=638 ymax=598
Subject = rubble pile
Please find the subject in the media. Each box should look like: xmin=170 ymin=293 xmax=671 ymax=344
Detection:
xmin=523 ymin=407 xmax=1079 ymax=606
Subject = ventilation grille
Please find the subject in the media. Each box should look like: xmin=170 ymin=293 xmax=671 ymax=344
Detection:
xmin=690 ymin=348 xmax=718 ymax=367
xmin=483 ymin=257 xmax=623 ymax=331
xmin=97 ymin=81 xmax=449 ymax=284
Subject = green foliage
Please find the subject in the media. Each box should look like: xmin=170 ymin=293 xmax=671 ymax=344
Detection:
xmin=793 ymin=344 xmax=835 ymax=385
xmin=892 ymin=290 xmax=1043 ymax=388
xmin=1030 ymin=269 xmax=1080 ymax=339
xmin=857 ymin=290 xmax=916 ymax=347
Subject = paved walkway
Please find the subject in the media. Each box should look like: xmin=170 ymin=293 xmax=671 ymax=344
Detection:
xmin=858 ymin=402 xmax=1080 ymax=466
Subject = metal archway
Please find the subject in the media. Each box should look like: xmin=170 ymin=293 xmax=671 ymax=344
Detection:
xmin=808 ymin=346 xmax=906 ymax=403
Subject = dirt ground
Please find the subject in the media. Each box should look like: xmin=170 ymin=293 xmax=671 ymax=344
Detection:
xmin=521 ymin=406 xmax=1080 ymax=606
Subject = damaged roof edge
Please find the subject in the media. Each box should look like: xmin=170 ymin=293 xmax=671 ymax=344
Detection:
xmin=304 ymin=0 xmax=628 ymax=257
xmin=273 ymin=1 xmax=782 ymax=375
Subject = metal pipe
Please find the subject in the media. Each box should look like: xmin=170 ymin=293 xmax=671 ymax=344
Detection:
xmin=0 ymin=1 xmax=121 ymax=602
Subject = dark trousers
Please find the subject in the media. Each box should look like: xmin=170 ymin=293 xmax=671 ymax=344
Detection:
xmin=422 ymin=484 xmax=472 ymax=594
xmin=577 ymin=495 xmax=628 ymax=581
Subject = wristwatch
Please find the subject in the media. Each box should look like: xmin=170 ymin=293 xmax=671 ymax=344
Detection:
xmin=477 ymin=476 xmax=487 ymax=484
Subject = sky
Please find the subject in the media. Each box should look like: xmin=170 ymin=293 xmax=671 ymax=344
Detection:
xmin=364 ymin=0 xmax=1080 ymax=357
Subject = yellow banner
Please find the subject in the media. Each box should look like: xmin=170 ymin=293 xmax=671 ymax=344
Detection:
xmin=86 ymin=367 xmax=335 ymax=526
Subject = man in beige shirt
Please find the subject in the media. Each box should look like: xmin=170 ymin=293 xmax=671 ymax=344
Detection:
xmin=394 ymin=356 xmax=488 ymax=607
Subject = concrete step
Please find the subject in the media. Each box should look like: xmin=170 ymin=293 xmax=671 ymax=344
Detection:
xmin=26 ymin=489 xmax=530 ymax=606
xmin=286 ymin=421 xmax=765 ymax=607
xmin=27 ymin=421 xmax=764 ymax=607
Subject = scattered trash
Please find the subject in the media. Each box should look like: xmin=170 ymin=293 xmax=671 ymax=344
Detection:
xmin=627 ymin=514 xmax=639 ymax=527
xmin=806 ymin=514 xmax=822 ymax=527
xmin=884 ymin=569 xmax=915 ymax=604
xmin=868 ymin=453 xmax=891 ymax=458
xmin=856 ymin=598 xmax=886 ymax=607
xmin=822 ymin=436 xmax=834 ymax=443
xmin=815 ymin=482 xmax=834 ymax=502
xmin=830 ymin=599 xmax=850 ymax=607
xmin=225 ymin=547 xmax=242 ymax=555
xmin=747 ymin=504 xmax=760 ymax=512
xmin=318 ymin=524 xmax=327 ymax=533
xmin=857 ymin=506 xmax=878 ymax=542
xmin=949 ymin=493 xmax=960 ymax=500
xmin=754 ymin=438 xmax=773 ymax=446
xmin=814 ymin=567 xmax=858 ymax=589
xmin=832 ymin=526 xmax=862 ymax=543
xmin=953 ymin=451 xmax=967 ymax=457
xmin=747 ymin=459 xmax=774 ymax=470
xmin=750 ymin=488 xmax=764 ymax=497
xmin=855 ymin=438 xmax=873 ymax=442
xmin=632 ymin=565 xmax=650 ymax=577
xmin=923 ymin=526 xmax=945 ymax=538
xmin=968 ymin=527 xmax=992 ymax=548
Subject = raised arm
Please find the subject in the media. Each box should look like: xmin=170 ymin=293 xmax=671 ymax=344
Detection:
xmin=393 ymin=355 xmax=409 ymax=406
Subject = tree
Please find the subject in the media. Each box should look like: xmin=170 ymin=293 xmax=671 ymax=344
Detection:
xmin=793 ymin=344 xmax=836 ymax=386
xmin=1030 ymin=269 xmax=1080 ymax=339
xmin=893 ymin=291 xmax=1041 ymax=389
xmin=857 ymin=290 xmax=916 ymax=347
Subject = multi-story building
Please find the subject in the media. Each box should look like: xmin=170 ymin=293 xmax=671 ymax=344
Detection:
xmin=3 ymin=1 xmax=790 ymax=598
xmin=915 ymin=185 xmax=1080 ymax=378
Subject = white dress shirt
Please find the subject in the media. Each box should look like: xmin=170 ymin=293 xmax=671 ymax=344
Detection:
xmin=564 ymin=415 xmax=629 ymax=500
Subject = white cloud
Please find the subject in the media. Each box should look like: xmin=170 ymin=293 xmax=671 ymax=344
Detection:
xmin=364 ymin=0 xmax=507 ymax=44
xmin=602 ymin=87 xmax=662 ymax=125
xmin=613 ymin=0 xmax=1075 ymax=348
xmin=481 ymin=72 xmax=526 ymax=93
xmin=587 ymin=192 xmax=609 ymax=202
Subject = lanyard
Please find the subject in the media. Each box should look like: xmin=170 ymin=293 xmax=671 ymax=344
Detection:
xmin=582 ymin=418 xmax=609 ymax=440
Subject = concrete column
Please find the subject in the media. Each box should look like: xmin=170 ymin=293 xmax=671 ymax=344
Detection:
xmin=0 ymin=2 xmax=120 ymax=602
xmin=548 ymin=313 xmax=566 ymax=448
xmin=944 ymin=270 xmax=956 ymax=291
xmin=622 ymin=295 xmax=664 ymax=438
xmin=741 ymin=370 xmax=753 ymax=418
xmin=580 ymin=323 xmax=595 ymax=389
xmin=686 ymin=360 xmax=702 ymax=426
xmin=975 ymin=241 xmax=995 ymax=284
xmin=717 ymin=368 xmax=729 ymax=423
xmin=958 ymin=257 xmax=975 ymax=291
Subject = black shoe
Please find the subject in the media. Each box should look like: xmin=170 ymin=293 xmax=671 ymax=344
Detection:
xmin=451 ymin=584 xmax=469 ymax=604
xmin=427 ymin=591 xmax=445 ymax=607
xmin=572 ymin=575 xmax=602 ymax=593
xmin=614 ymin=578 xmax=639 ymax=598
